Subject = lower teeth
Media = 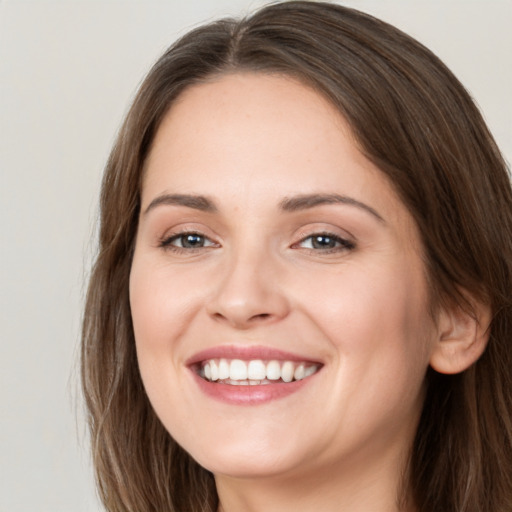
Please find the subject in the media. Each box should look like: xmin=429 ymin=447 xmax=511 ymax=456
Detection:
xmin=204 ymin=378 xmax=295 ymax=385
xmin=216 ymin=378 xmax=272 ymax=385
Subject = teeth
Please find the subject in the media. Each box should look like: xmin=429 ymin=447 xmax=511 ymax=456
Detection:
xmin=266 ymin=360 xmax=281 ymax=380
xmin=294 ymin=364 xmax=305 ymax=381
xmin=248 ymin=360 xmax=266 ymax=380
xmin=210 ymin=360 xmax=219 ymax=381
xmin=218 ymin=359 xmax=230 ymax=380
xmin=281 ymin=361 xmax=294 ymax=383
xmin=200 ymin=358 xmax=320 ymax=384
xmin=225 ymin=379 xmax=271 ymax=386
xmin=230 ymin=359 xmax=247 ymax=380
xmin=305 ymin=365 xmax=317 ymax=378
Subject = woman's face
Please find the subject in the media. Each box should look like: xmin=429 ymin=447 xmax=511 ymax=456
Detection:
xmin=130 ymin=73 xmax=439 ymax=482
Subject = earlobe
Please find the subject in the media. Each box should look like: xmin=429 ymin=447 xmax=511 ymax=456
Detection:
xmin=429 ymin=298 xmax=491 ymax=375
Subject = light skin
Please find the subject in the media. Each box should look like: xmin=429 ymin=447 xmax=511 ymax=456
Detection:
xmin=129 ymin=73 xmax=489 ymax=512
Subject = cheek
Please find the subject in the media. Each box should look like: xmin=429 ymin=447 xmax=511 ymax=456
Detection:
xmin=129 ymin=257 xmax=198 ymax=424
xmin=129 ymin=260 xmax=188 ymax=421
xmin=297 ymin=259 xmax=434 ymax=402
xmin=129 ymin=257 xmax=203 ymax=353
xmin=300 ymin=260 xmax=430 ymax=346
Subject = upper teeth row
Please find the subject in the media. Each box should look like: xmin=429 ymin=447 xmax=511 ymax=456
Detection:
xmin=200 ymin=359 xmax=319 ymax=383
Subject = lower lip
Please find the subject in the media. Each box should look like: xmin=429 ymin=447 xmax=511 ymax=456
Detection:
xmin=191 ymin=372 xmax=315 ymax=405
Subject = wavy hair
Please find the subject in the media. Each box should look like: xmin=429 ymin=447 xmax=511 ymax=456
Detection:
xmin=81 ymin=2 xmax=512 ymax=510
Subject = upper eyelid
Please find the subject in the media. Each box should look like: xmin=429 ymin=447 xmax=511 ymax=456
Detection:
xmin=296 ymin=230 xmax=350 ymax=240
xmin=161 ymin=230 xmax=217 ymax=245
xmin=158 ymin=233 xmax=219 ymax=255
xmin=156 ymin=223 xmax=356 ymax=247
xmin=294 ymin=232 xmax=355 ymax=248
xmin=294 ymin=225 xmax=355 ymax=242
xmin=159 ymin=223 xmax=219 ymax=241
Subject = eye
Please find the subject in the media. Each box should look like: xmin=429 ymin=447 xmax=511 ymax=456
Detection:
xmin=160 ymin=232 xmax=217 ymax=250
xmin=296 ymin=233 xmax=355 ymax=252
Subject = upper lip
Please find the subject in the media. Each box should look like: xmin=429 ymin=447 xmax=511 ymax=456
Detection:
xmin=186 ymin=345 xmax=323 ymax=366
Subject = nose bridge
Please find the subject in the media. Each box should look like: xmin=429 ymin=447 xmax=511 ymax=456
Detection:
xmin=207 ymin=241 xmax=289 ymax=328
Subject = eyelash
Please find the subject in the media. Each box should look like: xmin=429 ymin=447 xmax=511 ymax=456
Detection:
xmin=294 ymin=232 xmax=355 ymax=254
xmin=159 ymin=231 xmax=218 ymax=253
xmin=159 ymin=230 xmax=355 ymax=255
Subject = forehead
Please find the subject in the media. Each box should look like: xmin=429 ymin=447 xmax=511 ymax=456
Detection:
xmin=142 ymin=72 xmax=409 ymax=227
xmin=145 ymin=72 xmax=349 ymax=177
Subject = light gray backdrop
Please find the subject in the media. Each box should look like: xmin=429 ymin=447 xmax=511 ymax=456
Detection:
xmin=1 ymin=1 xmax=510 ymax=511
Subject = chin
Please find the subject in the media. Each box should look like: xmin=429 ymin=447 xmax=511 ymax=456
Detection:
xmin=200 ymin=456 xmax=294 ymax=480
xmin=185 ymin=434 xmax=305 ymax=479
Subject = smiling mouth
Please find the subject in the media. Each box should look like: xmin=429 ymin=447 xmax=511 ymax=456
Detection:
xmin=197 ymin=358 xmax=321 ymax=385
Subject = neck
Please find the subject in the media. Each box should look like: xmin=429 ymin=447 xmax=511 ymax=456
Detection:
xmin=215 ymin=448 xmax=415 ymax=512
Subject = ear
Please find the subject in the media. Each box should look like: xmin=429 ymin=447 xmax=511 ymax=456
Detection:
xmin=429 ymin=296 xmax=491 ymax=375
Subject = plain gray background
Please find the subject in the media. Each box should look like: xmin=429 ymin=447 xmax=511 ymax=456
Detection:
xmin=1 ymin=1 xmax=510 ymax=510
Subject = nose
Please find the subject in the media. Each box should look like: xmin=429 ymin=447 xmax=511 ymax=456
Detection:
xmin=206 ymin=252 xmax=290 ymax=329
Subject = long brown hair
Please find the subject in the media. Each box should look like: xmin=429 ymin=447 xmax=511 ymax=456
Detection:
xmin=81 ymin=2 xmax=512 ymax=510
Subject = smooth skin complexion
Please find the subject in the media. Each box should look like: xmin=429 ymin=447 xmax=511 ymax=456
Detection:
xmin=129 ymin=73 xmax=488 ymax=512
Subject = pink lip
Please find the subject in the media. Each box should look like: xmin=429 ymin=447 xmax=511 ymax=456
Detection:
xmin=186 ymin=344 xmax=322 ymax=406
xmin=186 ymin=344 xmax=322 ymax=366
xmin=191 ymin=372 xmax=315 ymax=405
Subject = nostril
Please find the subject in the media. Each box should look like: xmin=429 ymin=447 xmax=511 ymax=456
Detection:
xmin=210 ymin=310 xmax=274 ymax=328
xmin=251 ymin=313 xmax=272 ymax=321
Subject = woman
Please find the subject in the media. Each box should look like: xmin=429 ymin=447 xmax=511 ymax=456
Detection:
xmin=81 ymin=2 xmax=512 ymax=511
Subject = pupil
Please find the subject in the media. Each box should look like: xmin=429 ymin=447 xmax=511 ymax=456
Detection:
xmin=312 ymin=235 xmax=334 ymax=249
xmin=183 ymin=234 xmax=203 ymax=247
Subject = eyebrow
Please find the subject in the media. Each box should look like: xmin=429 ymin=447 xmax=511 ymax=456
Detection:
xmin=143 ymin=192 xmax=384 ymax=223
xmin=279 ymin=193 xmax=385 ymax=223
xmin=144 ymin=193 xmax=218 ymax=215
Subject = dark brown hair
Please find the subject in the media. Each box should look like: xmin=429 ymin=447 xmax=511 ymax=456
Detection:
xmin=81 ymin=2 xmax=512 ymax=510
